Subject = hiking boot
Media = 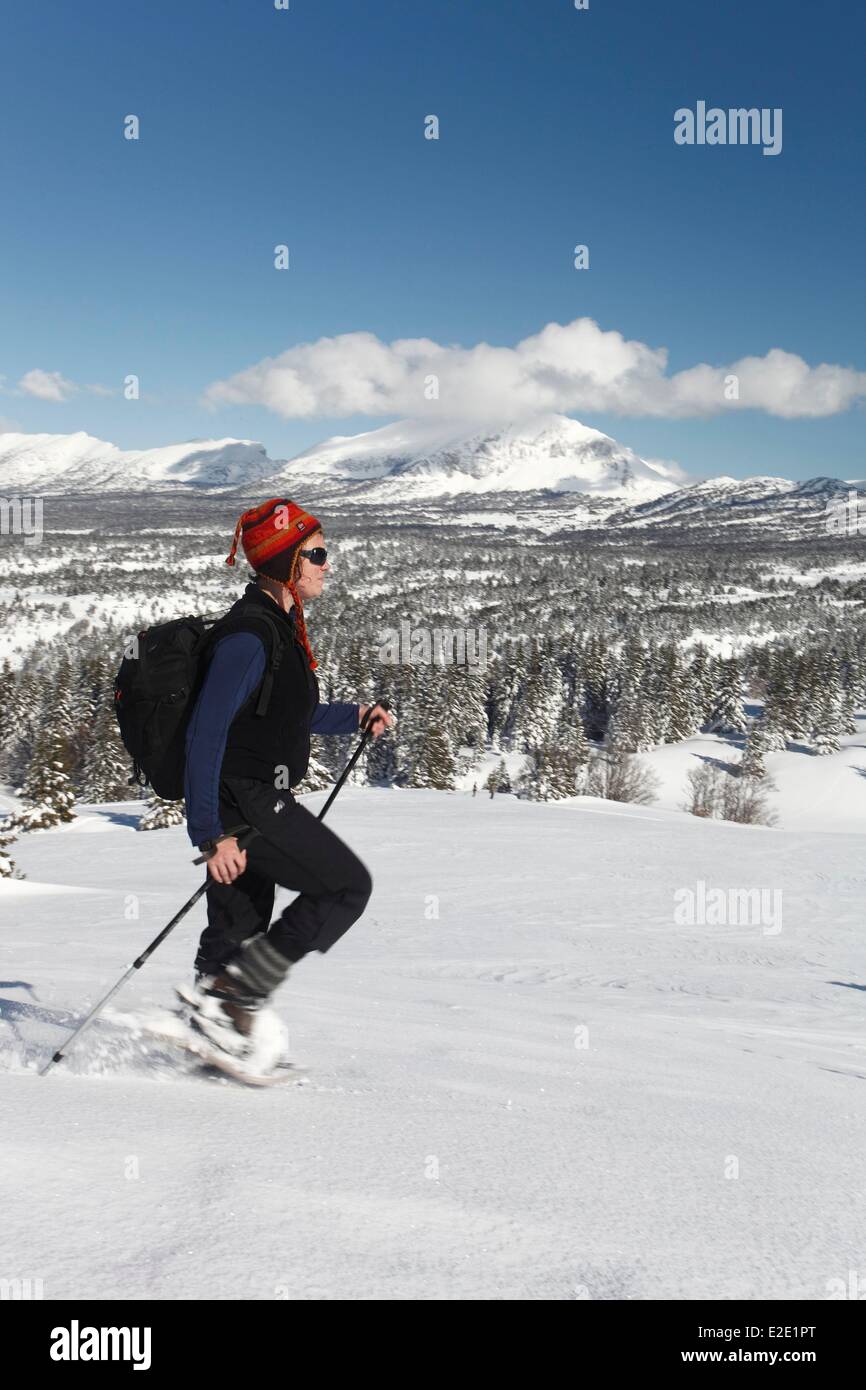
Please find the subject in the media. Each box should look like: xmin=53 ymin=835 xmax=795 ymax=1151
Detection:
xmin=188 ymin=973 xmax=262 ymax=1056
xmin=184 ymin=937 xmax=292 ymax=1061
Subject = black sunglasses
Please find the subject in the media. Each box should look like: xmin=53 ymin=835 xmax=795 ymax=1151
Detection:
xmin=299 ymin=546 xmax=328 ymax=566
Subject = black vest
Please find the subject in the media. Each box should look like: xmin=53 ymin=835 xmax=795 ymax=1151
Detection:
xmin=218 ymin=583 xmax=319 ymax=788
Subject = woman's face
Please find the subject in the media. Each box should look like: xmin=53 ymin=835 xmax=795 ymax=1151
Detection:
xmin=294 ymin=530 xmax=330 ymax=602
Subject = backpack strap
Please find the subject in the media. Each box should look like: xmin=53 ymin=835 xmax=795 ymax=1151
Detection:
xmin=210 ymin=604 xmax=291 ymax=719
xmin=250 ymin=612 xmax=286 ymax=718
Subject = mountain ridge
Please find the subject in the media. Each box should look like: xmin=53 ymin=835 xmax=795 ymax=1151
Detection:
xmin=0 ymin=420 xmax=857 ymax=541
xmin=0 ymin=415 xmax=684 ymax=500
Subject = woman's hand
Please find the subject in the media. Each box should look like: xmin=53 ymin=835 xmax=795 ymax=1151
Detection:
xmin=359 ymin=702 xmax=396 ymax=738
xmin=205 ymin=837 xmax=248 ymax=884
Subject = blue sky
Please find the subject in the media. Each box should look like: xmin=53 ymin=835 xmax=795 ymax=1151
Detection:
xmin=1 ymin=0 xmax=863 ymax=481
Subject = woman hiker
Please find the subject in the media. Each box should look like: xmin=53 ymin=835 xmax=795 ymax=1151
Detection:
xmin=182 ymin=497 xmax=394 ymax=1068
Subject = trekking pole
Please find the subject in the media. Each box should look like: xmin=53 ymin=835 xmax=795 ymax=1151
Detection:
xmin=317 ymin=698 xmax=391 ymax=820
xmin=39 ymin=823 xmax=260 ymax=1076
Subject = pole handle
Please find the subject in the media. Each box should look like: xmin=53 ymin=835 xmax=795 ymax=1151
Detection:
xmin=360 ymin=697 xmax=391 ymax=734
xmin=317 ymin=697 xmax=391 ymax=820
xmin=191 ymin=823 xmax=260 ymax=865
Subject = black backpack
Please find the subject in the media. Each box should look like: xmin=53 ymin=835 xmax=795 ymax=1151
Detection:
xmin=113 ymin=605 xmax=288 ymax=801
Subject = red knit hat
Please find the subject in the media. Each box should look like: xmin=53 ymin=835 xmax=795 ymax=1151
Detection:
xmin=225 ymin=498 xmax=322 ymax=670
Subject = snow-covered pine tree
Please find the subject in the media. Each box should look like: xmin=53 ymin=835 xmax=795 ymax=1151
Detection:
xmin=327 ymin=633 xmax=375 ymax=787
xmin=707 ymin=655 xmax=747 ymax=736
xmin=398 ymin=662 xmax=445 ymax=788
xmin=660 ymin=643 xmax=700 ymax=742
xmin=607 ymin=679 xmax=647 ymax=752
xmin=619 ymin=632 xmax=646 ymax=692
xmin=295 ymin=753 xmax=336 ymax=794
xmin=561 ymin=708 xmax=591 ymax=766
xmin=560 ymin=631 xmax=585 ymax=721
xmin=46 ymin=654 xmax=78 ymax=772
xmin=551 ymin=718 xmax=591 ymax=797
xmin=69 ymin=649 xmax=103 ymax=789
xmin=606 ymin=634 xmax=641 ymax=751
xmin=580 ymin=635 xmax=611 ymax=741
xmin=758 ymin=688 xmax=789 ymax=751
xmin=509 ymin=643 xmax=562 ymax=752
xmin=339 ymin=632 xmax=372 ymax=705
xmin=17 ymin=727 xmax=76 ymax=829
xmin=80 ymin=653 xmax=136 ymax=801
xmin=0 ymin=659 xmax=17 ymax=750
xmin=409 ymin=708 xmax=457 ymax=790
xmin=0 ymin=821 xmax=23 ymax=879
xmin=844 ymin=646 xmax=866 ymax=716
xmin=139 ymin=795 xmax=186 ymax=829
xmin=517 ymin=743 xmax=554 ymax=800
xmin=812 ymin=686 xmax=842 ymax=755
xmin=801 ymin=649 xmax=823 ymax=715
xmin=839 ymin=683 xmax=857 ymax=736
xmin=484 ymin=757 xmax=512 ymax=797
xmin=775 ymin=653 xmax=810 ymax=743
xmin=518 ymin=717 xmax=589 ymax=801
xmin=837 ymin=640 xmax=864 ymax=714
xmin=740 ymin=720 xmax=770 ymax=779
xmin=487 ymin=637 xmax=527 ymax=748
xmin=391 ymin=661 xmax=425 ymax=787
xmin=688 ymin=642 xmax=717 ymax=729
xmin=444 ymin=662 xmax=488 ymax=749
xmin=0 ymin=665 xmax=38 ymax=786
xmin=639 ymin=648 xmax=671 ymax=746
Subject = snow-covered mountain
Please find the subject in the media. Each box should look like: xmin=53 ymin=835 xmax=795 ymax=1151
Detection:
xmin=613 ymin=473 xmax=862 ymax=538
xmin=268 ymin=413 xmax=684 ymax=501
xmin=0 ymin=416 xmax=683 ymax=502
xmin=0 ymin=431 xmax=278 ymax=493
xmin=0 ymin=423 xmax=857 ymax=543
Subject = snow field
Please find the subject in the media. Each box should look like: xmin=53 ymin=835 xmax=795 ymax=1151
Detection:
xmin=2 ymin=788 xmax=864 ymax=1299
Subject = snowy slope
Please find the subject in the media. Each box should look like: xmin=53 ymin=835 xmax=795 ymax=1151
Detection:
xmin=614 ymin=473 xmax=862 ymax=537
xmin=631 ymin=728 xmax=866 ymax=833
xmin=0 ymin=431 xmax=278 ymax=493
xmin=269 ymin=413 xmax=683 ymax=500
xmin=2 ymin=789 xmax=864 ymax=1300
xmin=620 ymin=474 xmax=793 ymax=522
xmin=459 ymin=717 xmax=866 ymax=834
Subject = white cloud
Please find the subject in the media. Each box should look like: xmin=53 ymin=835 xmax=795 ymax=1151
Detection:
xmin=15 ymin=370 xmax=114 ymax=402
xmin=202 ymin=318 xmax=866 ymax=423
xmin=17 ymin=369 xmax=79 ymax=402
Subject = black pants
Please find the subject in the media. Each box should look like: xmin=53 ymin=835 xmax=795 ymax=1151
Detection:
xmin=195 ymin=775 xmax=373 ymax=976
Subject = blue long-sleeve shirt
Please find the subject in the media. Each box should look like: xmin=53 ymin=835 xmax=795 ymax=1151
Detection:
xmin=184 ymin=630 xmax=359 ymax=845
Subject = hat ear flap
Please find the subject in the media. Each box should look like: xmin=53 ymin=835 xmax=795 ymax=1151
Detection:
xmin=226 ymin=511 xmax=246 ymax=566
